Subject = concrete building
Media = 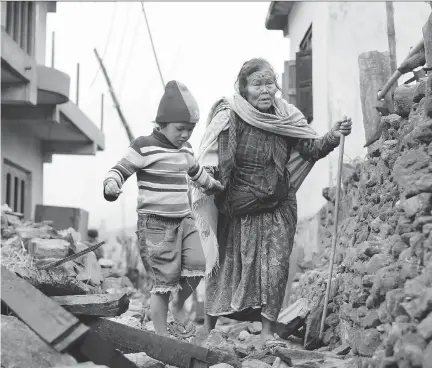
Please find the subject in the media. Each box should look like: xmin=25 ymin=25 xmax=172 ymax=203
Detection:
xmin=265 ymin=1 xmax=429 ymax=221
xmin=1 ymin=1 xmax=105 ymax=220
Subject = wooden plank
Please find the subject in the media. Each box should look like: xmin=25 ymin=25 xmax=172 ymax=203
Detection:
xmin=80 ymin=317 xmax=239 ymax=368
xmin=1 ymin=266 xmax=87 ymax=350
xmin=1 ymin=267 xmax=139 ymax=368
xmin=69 ymin=330 xmax=139 ymax=368
xmin=358 ymin=51 xmax=392 ymax=150
xmin=51 ymin=293 xmax=130 ymax=317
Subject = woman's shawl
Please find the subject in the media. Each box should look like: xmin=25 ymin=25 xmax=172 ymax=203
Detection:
xmin=191 ymin=93 xmax=319 ymax=276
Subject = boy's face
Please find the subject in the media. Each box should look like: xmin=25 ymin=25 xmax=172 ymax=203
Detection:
xmin=160 ymin=122 xmax=196 ymax=148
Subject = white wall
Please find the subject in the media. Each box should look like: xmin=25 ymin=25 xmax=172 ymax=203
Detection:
xmin=287 ymin=1 xmax=430 ymax=220
xmin=287 ymin=2 xmax=333 ymax=219
xmin=1 ymin=123 xmax=44 ymax=219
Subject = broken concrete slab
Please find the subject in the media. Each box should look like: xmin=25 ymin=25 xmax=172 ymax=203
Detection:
xmin=1 ymin=315 xmax=77 ymax=368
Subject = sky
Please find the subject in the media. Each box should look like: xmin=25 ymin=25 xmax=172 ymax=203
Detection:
xmin=43 ymin=2 xmax=289 ymax=231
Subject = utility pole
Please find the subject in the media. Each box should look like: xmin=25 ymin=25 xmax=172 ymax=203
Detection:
xmin=93 ymin=48 xmax=135 ymax=142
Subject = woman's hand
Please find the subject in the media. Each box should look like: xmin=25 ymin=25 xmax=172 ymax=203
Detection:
xmin=104 ymin=179 xmax=122 ymax=198
xmin=331 ymin=116 xmax=352 ymax=138
xmin=204 ymin=179 xmax=225 ymax=195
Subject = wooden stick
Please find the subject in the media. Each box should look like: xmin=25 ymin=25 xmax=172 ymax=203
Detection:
xmin=319 ymin=134 xmax=345 ymax=340
xmin=38 ymin=241 xmax=105 ymax=270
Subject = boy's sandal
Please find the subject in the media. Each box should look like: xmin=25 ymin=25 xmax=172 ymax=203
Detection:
xmin=167 ymin=320 xmax=196 ymax=339
xmin=262 ymin=338 xmax=288 ymax=351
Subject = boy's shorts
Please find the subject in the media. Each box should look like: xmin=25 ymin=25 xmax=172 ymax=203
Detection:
xmin=136 ymin=213 xmax=206 ymax=294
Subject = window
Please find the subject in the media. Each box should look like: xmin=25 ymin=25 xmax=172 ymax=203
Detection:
xmin=2 ymin=160 xmax=31 ymax=218
xmin=5 ymin=1 xmax=35 ymax=56
xmin=296 ymin=25 xmax=313 ymax=124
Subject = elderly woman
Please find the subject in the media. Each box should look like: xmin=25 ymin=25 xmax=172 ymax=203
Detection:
xmin=191 ymin=58 xmax=352 ymax=348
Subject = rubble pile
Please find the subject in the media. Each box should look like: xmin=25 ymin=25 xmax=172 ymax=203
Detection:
xmin=1 ymin=208 xmax=154 ymax=368
xmin=288 ymin=78 xmax=432 ymax=366
xmin=1 ymin=207 xmax=139 ymax=297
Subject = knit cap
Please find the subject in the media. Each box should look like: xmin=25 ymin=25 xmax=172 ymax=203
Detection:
xmin=155 ymin=80 xmax=200 ymax=124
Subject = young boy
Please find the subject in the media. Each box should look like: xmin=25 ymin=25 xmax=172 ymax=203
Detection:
xmin=103 ymin=81 xmax=224 ymax=337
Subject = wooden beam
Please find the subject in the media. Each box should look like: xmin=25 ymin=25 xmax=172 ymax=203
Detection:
xmin=1 ymin=267 xmax=139 ymax=368
xmin=80 ymin=317 xmax=240 ymax=368
xmin=1 ymin=266 xmax=88 ymax=352
xmin=51 ymin=293 xmax=130 ymax=317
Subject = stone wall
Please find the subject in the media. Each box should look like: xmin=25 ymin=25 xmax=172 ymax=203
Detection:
xmin=288 ymin=79 xmax=432 ymax=367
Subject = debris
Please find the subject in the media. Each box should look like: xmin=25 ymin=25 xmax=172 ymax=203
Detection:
xmin=1 ymin=266 xmax=138 ymax=368
xmin=81 ymin=317 xmax=241 ymax=368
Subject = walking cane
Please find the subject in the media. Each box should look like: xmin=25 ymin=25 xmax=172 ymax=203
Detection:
xmin=318 ymin=133 xmax=346 ymax=341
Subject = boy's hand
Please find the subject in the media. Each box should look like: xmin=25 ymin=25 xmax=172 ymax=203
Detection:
xmin=203 ymin=179 xmax=224 ymax=195
xmin=104 ymin=179 xmax=122 ymax=198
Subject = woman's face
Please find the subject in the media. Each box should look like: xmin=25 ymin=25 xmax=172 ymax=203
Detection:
xmin=245 ymin=69 xmax=278 ymax=112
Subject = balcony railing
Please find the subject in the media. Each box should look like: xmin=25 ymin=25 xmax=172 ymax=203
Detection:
xmin=5 ymin=1 xmax=35 ymax=57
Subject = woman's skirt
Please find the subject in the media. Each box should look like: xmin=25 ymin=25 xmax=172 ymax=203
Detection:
xmin=205 ymin=191 xmax=297 ymax=322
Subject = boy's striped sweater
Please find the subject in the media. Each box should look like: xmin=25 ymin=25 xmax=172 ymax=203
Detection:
xmin=103 ymin=129 xmax=215 ymax=218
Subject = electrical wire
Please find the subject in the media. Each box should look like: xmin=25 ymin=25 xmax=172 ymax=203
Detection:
xmin=112 ymin=3 xmax=132 ymax=83
xmin=89 ymin=2 xmax=118 ymax=88
xmin=118 ymin=9 xmax=141 ymax=98
xmin=140 ymin=2 xmax=165 ymax=89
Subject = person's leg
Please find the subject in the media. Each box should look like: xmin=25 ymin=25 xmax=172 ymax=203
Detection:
xmin=170 ymin=276 xmax=201 ymax=325
xmin=261 ymin=316 xmax=275 ymax=345
xmin=151 ymin=292 xmax=170 ymax=336
xmin=170 ymin=220 xmax=206 ymax=324
xmin=204 ymin=313 xmax=218 ymax=333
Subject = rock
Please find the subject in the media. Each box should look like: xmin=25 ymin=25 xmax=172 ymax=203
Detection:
xmin=418 ymin=313 xmax=432 ymax=341
xmin=332 ymin=343 xmax=351 ymax=356
xmin=15 ymin=225 xmax=56 ymax=241
xmin=273 ymin=348 xmax=325 ymax=364
xmin=390 ymin=236 xmax=409 ymax=259
xmin=99 ymin=258 xmax=116 ymax=268
xmin=366 ymin=254 xmax=392 ymax=275
xmin=242 ymin=360 xmax=271 ymax=368
xmin=103 ymin=276 xmax=135 ymax=295
xmin=276 ymin=298 xmax=310 ymax=339
xmin=353 ymin=329 xmax=381 ymax=357
xmin=393 ymin=148 xmax=430 ymax=190
xmin=303 ymin=296 xmax=324 ymax=350
xmin=271 ymin=357 xmax=291 ymax=368
xmin=361 ymin=310 xmax=380 ymax=329
xmin=76 ymin=251 xmax=103 ymax=285
xmin=234 ymin=342 xmax=255 ymax=359
xmin=212 ymin=365 xmax=235 ymax=368
xmin=238 ymin=330 xmax=251 ymax=342
xmin=125 ymin=353 xmax=164 ymax=368
xmin=246 ymin=351 xmax=277 ymax=366
xmin=404 ymin=119 xmax=432 ymax=147
xmin=393 ymin=84 xmax=416 ymax=118
xmin=1 ymin=315 xmax=77 ymax=368
xmin=202 ymin=331 xmax=240 ymax=368
xmin=393 ymin=333 xmax=426 ymax=368
xmin=413 ymin=77 xmax=427 ymax=103
xmin=27 ymin=238 xmax=70 ymax=266
xmin=401 ymin=287 xmax=432 ymax=320
xmin=401 ymin=193 xmax=432 ymax=217
xmin=423 ymin=341 xmax=432 ymax=368
xmin=247 ymin=322 xmax=262 ymax=335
